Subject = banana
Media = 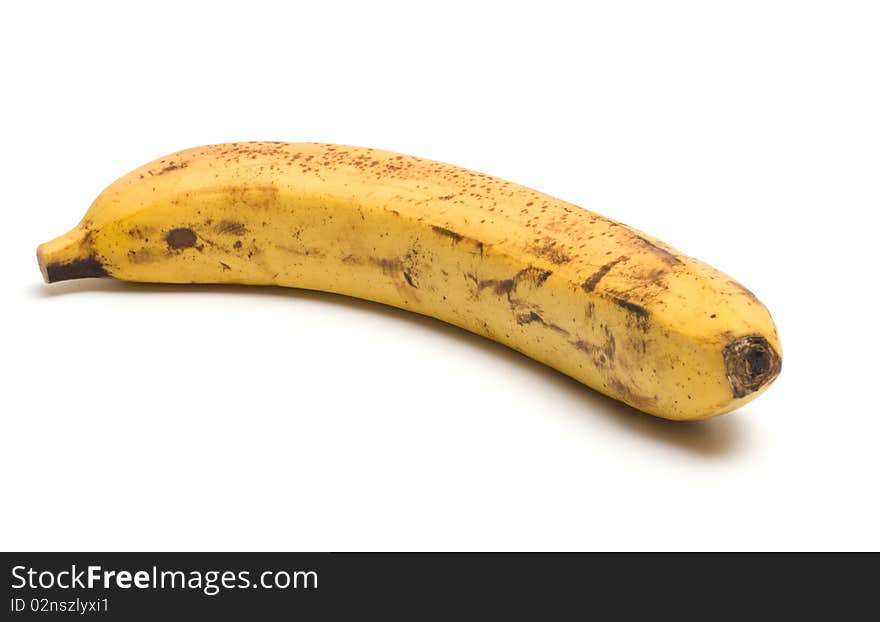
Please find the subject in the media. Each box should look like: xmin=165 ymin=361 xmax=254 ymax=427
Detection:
xmin=37 ymin=142 xmax=781 ymax=420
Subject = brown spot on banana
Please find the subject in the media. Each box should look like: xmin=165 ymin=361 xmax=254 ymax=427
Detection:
xmin=431 ymin=226 xmax=485 ymax=257
xmin=215 ymin=221 xmax=248 ymax=236
xmin=403 ymin=270 xmax=417 ymax=288
xmin=632 ymin=235 xmax=682 ymax=266
xmin=473 ymin=266 xmax=552 ymax=298
xmin=519 ymin=267 xmax=552 ymax=287
xmin=517 ymin=310 xmax=544 ymax=325
xmin=127 ymin=248 xmax=154 ymax=264
xmin=372 ymin=255 xmax=421 ymax=294
xmin=582 ymin=256 xmax=629 ymax=293
xmin=154 ymin=161 xmax=188 ymax=175
xmin=476 ymin=276 xmax=516 ymax=296
xmin=612 ymin=297 xmax=650 ymax=332
xmin=609 ymin=378 xmax=655 ymax=409
xmin=572 ymin=325 xmax=616 ymax=368
xmin=515 ymin=310 xmax=569 ymax=335
xmin=165 ymin=228 xmax=197 ymax=250
xmin=431 ymin=226 xmax=464 ymax=242
xmin=530 ymin=237 xmax=572 ymax=265
xmin=127 ymin=226 xmax=155 ymax=240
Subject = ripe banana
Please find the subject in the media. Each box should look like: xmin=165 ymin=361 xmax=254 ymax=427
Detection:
xmin=37 ymin=142 xmax=781 ymax=420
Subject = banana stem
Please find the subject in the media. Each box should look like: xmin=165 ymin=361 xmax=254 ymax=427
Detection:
xmin=36 ymin=227 xmax=107 ymax=283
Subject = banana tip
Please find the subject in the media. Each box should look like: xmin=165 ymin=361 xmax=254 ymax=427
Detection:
xmin=724 ymin=335 xmax=781 ymax=398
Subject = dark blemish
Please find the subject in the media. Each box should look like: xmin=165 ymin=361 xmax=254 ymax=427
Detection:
xmin=582 ymin=255 xmax=628 ymax=293
xmin=220 ymin=262 xmax=231 ymax=271
xmin=546 ymin=248 xmax=570 ymax=264
xmin=437 ymin=194 xmax=456 ymax=201
xmin=44 ymin=256 xmax=107 ymax=283
xmin=372 ymin=257 xmax=406 ymax=278
xmin=723 ymin=335 xmax=781 ymax=398
xmin=517 ymin=311 xmax=543 ymax=325
xmin=613 ymin=297 xmax=649 ymax=319
xmin=215 ymin=221 xmax=248 ymax=236
xmin=478 ymin=277 xmax=516 ymax=296
xmin=710 ymin=314 xmax=717 ymax=319
xmin=517 ymin=311 xmax=569 ymax=335
xmin=518 ymin=267 xmax=552 ymax=286
xmin=166 ymin=228 xmax=197 ymax=250
xmin=531 ymin=239 xmax=571 ymax=264
xmin=127 ymin=248 xmax=153 ymax=264
xmin=604 ymin=327 xmax=616 ymax=360
xmin=609 ymin=378 xmax=654 ymax=409
xmin=371 ymin=252 xmax=422 ymax=300
xmin=233 ymin=240 xmax=243 ymax=249
xmin=573 ymin=340 xmax=594 ymax=355
xmin=127 ymin=227 xmax=154 ymax=240
xmin=431 ymin=226 xmax=464 ymax=242
xmin=642 ymin=268 xmax=668 ymax=290
xmin=342 ymin=254 xmax=362 ymax=264
xmin=572 ymin=327 xmax=616 ymax=367
xmin=611 ymin=296 xmax=650 ymax=332
xmin=476 ymin=242 xmax=484 ymax=257
xmin=634 ymin=235 xmax=682 ymax=266
xmin=155 ymin=161 xmax=188 ymax=175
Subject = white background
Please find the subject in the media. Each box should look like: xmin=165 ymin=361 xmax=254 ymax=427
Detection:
xmin=2 ymin=1 xmax=878 ymax=551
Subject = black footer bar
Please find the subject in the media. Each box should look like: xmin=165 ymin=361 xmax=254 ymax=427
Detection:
xmin=2 ymin=552 xmax=874 ymax=619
